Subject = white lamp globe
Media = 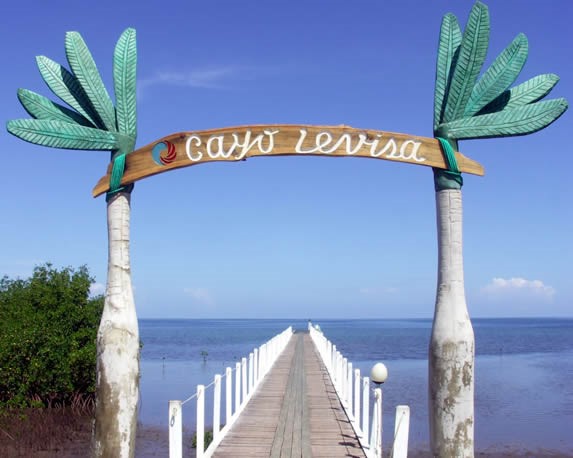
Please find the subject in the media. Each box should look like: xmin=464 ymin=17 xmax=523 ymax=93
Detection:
xmin=370 ymin=362 xmax=388 ymax=385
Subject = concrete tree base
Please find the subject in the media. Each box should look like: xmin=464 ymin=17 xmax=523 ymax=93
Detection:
xmin=94 ymin=192 xmax=139 ymax=458
xmin=429 ymin=189 xmax=475 ymax=457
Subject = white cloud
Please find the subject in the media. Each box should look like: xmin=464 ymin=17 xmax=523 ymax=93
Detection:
xmin=481 ymin=277 xmax=555 ymax=301
xmin=138 ymin=63 xmax=276 ymax=93
xmin=359 ymin=286 xmax=398 ymax=296
xmin=139 ymin=67 xmax=237 ymax=90
xmin=89 ymin=282 xmax=105 ymax=297
xmin=184 ymin=287 xmax=215 ymax=306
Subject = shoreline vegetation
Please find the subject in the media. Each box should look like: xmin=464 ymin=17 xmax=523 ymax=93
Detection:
xmin=0 ymin=409 xmax=571 ymax=457
xmin=0 ymin=265 xmax=103 ymax=411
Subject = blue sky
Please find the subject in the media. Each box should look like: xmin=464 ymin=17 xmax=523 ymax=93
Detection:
xmin=1 ymin=0 xmax=571 ymax=319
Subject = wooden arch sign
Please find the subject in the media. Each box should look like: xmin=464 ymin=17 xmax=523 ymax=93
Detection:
xmin=92 ymin=124 xmax=484 ymax=197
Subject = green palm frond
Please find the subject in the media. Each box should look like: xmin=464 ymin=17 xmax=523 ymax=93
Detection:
xmin=65 ymin=32 xmax=117 ymax=132
xmin=464 ymin=33 xmax=528 ymax=117
xmin=7 ymin=119 xmax=122 ymax=150
xmin=17 ymin=88 xmax=94 ymax=127
xmin=114 ymin=28 xmax=137 ymax=139
xmin=36 ymin=55 xmax=102 ymax=127
xmin=434 ymin=13 xmax=462 ymax=130
xmin=443 ymin=1 xmax=490 ymax=123
xmin=9 ymin=29 xmax=137 ymax=155
xmin=478 ymin=73 xmax=560 ymax=115
xmin=438 ymin=98 xmax=567 ymax=140
xmin=434 ymin=2 xmax=567 ymax=143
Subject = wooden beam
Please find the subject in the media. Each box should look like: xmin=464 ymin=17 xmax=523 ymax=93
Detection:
xmin=93 ymin=124 xmax=484 ymax=197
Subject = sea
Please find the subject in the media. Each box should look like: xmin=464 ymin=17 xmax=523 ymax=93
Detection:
xmin=137 ymin=318 xmax=573 ymax=454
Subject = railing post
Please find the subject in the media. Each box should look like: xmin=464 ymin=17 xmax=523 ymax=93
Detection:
xmin=196 ymin=384 xmax=205 ymax=458
xmin=334 ymin=352 xmax=339 ymax=391
xmin=254 ymin=348 xmax=259 ymax=384
xmin=213 ymin=374 xmax=221 ymax=441
xmin=332 ymin=345 xmax=337 ymax=378
xmin=362 ymin=377 xmax=370 ymax=443
xmin=235 ymin=361 xmax=241 ymax=413
xmin=342 ymin=358 xmax=348 ymax=405
xmin=354 ymin=369 xmax=361 ymax=429
xmin=261 ymin=343 xmax=267 ymax=375
xmin=168 ymin=400 xmax=182 ymax=458
xmin=241 ymin=357 xmax=247 ymax=404
xmin=370 ymin=387 xmax=382 ymax=458
xmin=226 ymin=367 xmax=232 ymax=425
xmin=347 ymin=361 xmax=353 ymax=414
xmin=249 ymin=352 xmax=254 ymax=393
xmin=393 ymin=405 xmax=410 ymax=458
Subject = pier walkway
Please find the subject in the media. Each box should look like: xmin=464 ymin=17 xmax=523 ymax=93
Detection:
xmin=212 ymin=331 xmax=365 ymax=458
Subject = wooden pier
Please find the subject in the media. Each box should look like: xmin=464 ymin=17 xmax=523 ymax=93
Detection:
xmin=212 ymin=331 xmax=365 ymax=458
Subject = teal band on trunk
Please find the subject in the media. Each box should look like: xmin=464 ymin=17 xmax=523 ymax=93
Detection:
xmin=433 ymin=137 xmax=463 ymax=191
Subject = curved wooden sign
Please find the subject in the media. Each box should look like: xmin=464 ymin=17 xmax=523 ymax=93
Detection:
xmin=92 ymin=124 xmax=484 ymax=197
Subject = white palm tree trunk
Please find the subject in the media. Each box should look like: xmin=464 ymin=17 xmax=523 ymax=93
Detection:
xmin=94 ymin=191 xmax=139 ymax=458
xmin=429 ymin=189 xmax=475 ymax=457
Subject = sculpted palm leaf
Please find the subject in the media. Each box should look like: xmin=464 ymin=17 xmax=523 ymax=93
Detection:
xmin=114 ymin=28 xmax=137 ymax=140
xmin=8 ymin=119 xmax=121 ymax=150
xmin=440 ymin=98 xmax=567 ymax=139
xmin=443 ymin=1 xmax=490 ymax=123
xmin=36 ymin=55 xmax=103 ymax=127
xmin=464 ymin=33 xmax=528 ymax=117
xmin=17 ymin=88 xmax=94 ymax=127
xmin=434 ymin=13 xmax=462 ymax=130
xmin=477 ymin=73 xmax=560 ymax=115
xmin=434 ymin=2 xmax=568 ymax=141
xmin=65 ymin=32 xmax=117 ymax=132
xmin=8 ymin=29 xmax=137 ymax=155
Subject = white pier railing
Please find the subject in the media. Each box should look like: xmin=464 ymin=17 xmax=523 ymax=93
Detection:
xmin=169 ymin=326 xmax=293 ymax=458
xmin=309 ymin=323 xmax=410 ymax=458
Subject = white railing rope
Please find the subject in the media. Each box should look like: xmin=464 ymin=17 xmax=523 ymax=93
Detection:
xmin=169 ymin=326 xmax=293 ymax=458
xmin=309 ymin=323 xmax=410 ymax=458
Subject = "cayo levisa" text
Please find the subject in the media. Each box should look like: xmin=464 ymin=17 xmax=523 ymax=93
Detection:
xmin=185 ymin=128 xmax=425 ymax=163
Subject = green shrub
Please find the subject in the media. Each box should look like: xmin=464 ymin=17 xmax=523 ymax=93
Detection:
xmin=0 ymin=264 xmax=103 ymax=408
xmin=191 ymin=430 xmax=213 ymax=449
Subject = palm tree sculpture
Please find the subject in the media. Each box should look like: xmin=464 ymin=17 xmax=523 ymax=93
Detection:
xmin=430 ymin=2 xmax=567 ymax=456
xmin=7 ymin=29 xmax=139 ymax=457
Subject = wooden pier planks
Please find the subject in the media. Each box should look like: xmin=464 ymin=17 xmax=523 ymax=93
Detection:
xmin=212 ymin=332 xmax=365 ymax=458
xmin=269 ymin=333 xmax=311 ymax=458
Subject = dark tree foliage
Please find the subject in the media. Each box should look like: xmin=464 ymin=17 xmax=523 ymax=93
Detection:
xmin=0 ymin=264 xmax=103 ymax=408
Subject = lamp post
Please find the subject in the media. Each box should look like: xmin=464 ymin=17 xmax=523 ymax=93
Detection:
xmin=370 ymin=363 xmax=388 ymax=458
xmin=370 ymin=363 xmax=388 ymax=385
